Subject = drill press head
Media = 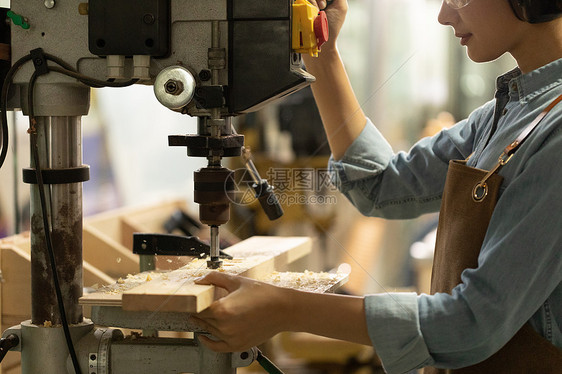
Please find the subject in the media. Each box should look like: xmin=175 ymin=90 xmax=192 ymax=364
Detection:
xmin=154 ymin=1 xmax=326 ymax=268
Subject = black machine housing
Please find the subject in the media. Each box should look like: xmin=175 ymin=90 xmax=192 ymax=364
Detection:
xmin=87 ymin=0 xmax=314 ymax=116
xmin=227 ymin=0 xmax=314 ymax=114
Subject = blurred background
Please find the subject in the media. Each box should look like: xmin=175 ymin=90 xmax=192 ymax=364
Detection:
xmin=0 ymin=0 xmax=515 ymax=372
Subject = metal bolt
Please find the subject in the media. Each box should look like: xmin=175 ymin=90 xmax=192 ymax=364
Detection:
xmin=44 ymin=0 xmax=56 ymax=9
xmin=199 ymin=70 xmax=212 ymax=81
xmin=164 ymin=79 xmax=184 ymax=95
xmin=143 ymin=13 xmax=155 ymax=24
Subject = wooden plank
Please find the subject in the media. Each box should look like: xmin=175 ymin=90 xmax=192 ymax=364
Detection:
xmin=83 ymin=261 xmax=115 ymax=287
xmin=0 ymin=240 xmax=117 ymax=319
xmin=85 ymin=199 xmax=189 ymax=244
xmin=118 ymin=270 xmax=347 ymax=314
xmin=121 ymin=236 xmax=312 ymax=313
xmin=0 ymin=245 xmax=32 ymax=326
xmin=118 ymin=200 xmax=189 ymax=235
xmin=80 ymin=236 xmax=313 ymax=313
xmin=224 ymin=236 xmax=313 ymax=275
xmin=82 ymin=224 xmax=139 ymax=279
xmin=122 ymin=282 xmax=215 ymax=314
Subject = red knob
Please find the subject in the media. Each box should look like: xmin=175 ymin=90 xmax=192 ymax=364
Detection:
xmin=314 ymin=11 xmax=329 ymax=48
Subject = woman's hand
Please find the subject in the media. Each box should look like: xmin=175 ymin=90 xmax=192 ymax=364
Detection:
xmin=191 ymin=272 xmax=291 ymax=352
xmin=298 ymin=0 xmax=367 ymax=160
xmin=191 ymin=271 xmax=372 ymax=353
xmin=306 ymin=0 xmax=349 ymax=54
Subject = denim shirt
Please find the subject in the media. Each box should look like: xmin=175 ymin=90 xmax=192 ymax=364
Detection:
xmin=329 ymin=59 xmax=562 ymax=373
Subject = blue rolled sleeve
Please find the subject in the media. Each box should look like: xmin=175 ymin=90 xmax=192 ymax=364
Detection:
xmin=365 ymin=293 xmax=434 ymax=373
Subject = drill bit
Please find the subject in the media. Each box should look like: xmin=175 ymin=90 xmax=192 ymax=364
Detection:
xmin=207 ymin=225 xmax=222 ymax=269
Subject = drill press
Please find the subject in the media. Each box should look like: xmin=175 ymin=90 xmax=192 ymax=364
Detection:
xmin=0 ymin=0 xmax=329 ymax=372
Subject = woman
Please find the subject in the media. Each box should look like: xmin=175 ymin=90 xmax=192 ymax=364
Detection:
xmin=192 ymin=0 xmax=562 ymax=372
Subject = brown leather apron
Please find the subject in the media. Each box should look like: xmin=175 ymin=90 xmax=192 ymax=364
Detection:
xmin=424 ymin=96 xmax=562 ymax=373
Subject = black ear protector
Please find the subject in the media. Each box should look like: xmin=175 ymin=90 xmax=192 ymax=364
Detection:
xmin=508 ymin=0 xmax=562 ymax=23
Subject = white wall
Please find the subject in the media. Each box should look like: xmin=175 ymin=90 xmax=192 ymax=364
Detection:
xmin=92 ymin=85 xmax=205 ymax=209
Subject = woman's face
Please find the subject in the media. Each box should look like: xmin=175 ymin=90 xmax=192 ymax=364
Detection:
xmin=438 ymin=0 xmax=530 ymax=64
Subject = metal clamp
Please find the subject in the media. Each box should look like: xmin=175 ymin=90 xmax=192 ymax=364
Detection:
xmin=133 ymin=233 xmax=232 ymax=259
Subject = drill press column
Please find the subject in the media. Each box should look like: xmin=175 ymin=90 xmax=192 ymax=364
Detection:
xmin=30 ymin=116 xmax=84 ymax=325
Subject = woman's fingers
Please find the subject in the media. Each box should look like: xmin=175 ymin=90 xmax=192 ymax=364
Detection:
xmin=197 ymin=334 xmax=234 ymax=353
xmin=192 ymin=274 xmax=292 ymax=352
xmin=195 ymin=271 xmax=241 ymax=293
xmin=190 ymin=315 xmax=223 ymax=336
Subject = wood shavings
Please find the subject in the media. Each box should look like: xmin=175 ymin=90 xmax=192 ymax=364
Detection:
xmin=97 ymin=271 xmax=163 ymax=294
xmin=94 ymin=255 xmax=265 ymax=296
xmin=257 ymin=270 xmax=346 ymax=293
xmin=95 ymin=258 xmax=347 ymax=297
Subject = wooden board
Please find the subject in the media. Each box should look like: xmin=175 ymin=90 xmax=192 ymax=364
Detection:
xmin=0 ymin=243 xmax=31 ymax=328
xmin=80 ymin=236 xmax=322 ymax=313
xmin=83 ymin=225 xmax=140 ymax=279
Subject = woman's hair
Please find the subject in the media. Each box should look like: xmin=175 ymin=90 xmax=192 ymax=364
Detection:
xmin=508 ymin=0 xmax=562 ymax=23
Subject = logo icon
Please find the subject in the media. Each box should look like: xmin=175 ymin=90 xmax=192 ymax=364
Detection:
xmin=226 ymin=168 xmax=260 ymax=206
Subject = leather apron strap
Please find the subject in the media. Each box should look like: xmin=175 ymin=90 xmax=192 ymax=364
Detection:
xmin=424 ymin=94 xmax=562 ymax=373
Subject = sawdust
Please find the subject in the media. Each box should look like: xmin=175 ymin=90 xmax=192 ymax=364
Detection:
xmin=96 ymin=256 xmax=254 ymax=295
xmin=95 ymin=256 xmax=345 ymax=296
xmin=257 ymin=270 xmax=345 ymax=292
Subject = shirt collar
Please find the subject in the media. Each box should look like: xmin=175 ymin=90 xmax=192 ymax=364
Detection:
xmin=497 ymin=58 xmax=562 ymax=103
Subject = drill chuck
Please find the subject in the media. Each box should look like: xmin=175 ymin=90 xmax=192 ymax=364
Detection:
xmin=194 ymin=167 xmax=234 ymax=226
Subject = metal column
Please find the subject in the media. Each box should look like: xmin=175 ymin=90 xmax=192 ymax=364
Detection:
xmin=30 ymin=116 xmax=83 ymax=325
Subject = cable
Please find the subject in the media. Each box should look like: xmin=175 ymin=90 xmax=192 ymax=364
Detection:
xmin=1 ymin=54 xmax=35 ymax=234
xmin=44 ymin=52 xmax=78 ymax=72
xmin=0 ymin=334 xmax=19 ymax=363
xmin=48 ymin=65 xmax=138 ymax=88
xmin=256 ymin=348 xmax=285 ymax=374
xmin=1 ymin=52 xmax=137 ymax=171
xmin=0 ymin=53 xmax=32 ymax=169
